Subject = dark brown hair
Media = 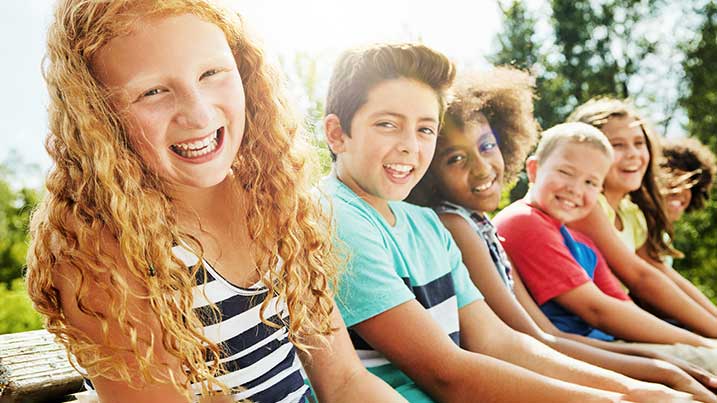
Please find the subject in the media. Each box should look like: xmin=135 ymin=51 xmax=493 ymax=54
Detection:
xmin=662 ymin=137 xmax=717 ymax=212
xmin=409 ymin=67 xmax=539 ymax=207
xmin=325 ymin=43 xmax=456 ymax=160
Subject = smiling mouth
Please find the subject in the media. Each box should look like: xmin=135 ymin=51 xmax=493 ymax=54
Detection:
xmin=170 ymin=127 xmax=223 ymax=158
xmin=384 ymin=163 xmax=414 ymax=179
xmin=471 ymin=176 xmax=496 ymax=193
xmin=555 ymin=196 xmax=579 ymax=208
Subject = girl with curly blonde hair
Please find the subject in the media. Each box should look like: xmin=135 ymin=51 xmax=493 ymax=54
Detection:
xmin=25 ymin=1 xmax=405 ymax=402
xmin=406 ymin=68 xmax=717 ymax=400
xmin=566 ymin=97 xmax=717 ymax=339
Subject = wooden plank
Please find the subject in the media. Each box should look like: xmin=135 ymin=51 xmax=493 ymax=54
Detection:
xmin=0 ymin=329 xmax=83 ymax=402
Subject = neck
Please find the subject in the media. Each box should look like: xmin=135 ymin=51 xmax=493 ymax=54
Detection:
xmin=334 ymin=165 xmax=395 ymax=225
xmin=170 ymin=175 xmax=243 ymax=233
xmin=603 ymin=187 xmax=626 ymax=210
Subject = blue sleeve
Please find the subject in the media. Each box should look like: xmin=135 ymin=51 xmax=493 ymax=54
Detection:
xmin=333 ymin=204 xmax=415 ymax=327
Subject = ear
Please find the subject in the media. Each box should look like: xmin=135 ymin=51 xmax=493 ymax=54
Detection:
xmin=324 ymin=114 xmax=348 ymax=156
xmin=525 ymin=156 xmax=538 ymax=183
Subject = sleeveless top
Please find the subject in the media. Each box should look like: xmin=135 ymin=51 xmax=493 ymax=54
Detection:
xmin=87 ymin=245 xmax=310 ymax=403
xmin=434 ymin=201 xmax=515 ymax=292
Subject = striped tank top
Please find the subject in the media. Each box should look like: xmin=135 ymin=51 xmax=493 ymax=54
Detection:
xmin=178 ymin=245 xmax=310 ymax=402
xmin=85 ymin=245 xmax=310 ymax=402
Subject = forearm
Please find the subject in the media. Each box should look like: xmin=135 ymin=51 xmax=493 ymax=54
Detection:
xmin=431 ymin=350 xmax=623 ymax=403
xmin=593 ymin=299 xmax=709 ymax=346
xmin=485 ymin=330 xmax=636 ymax=395
xmin=664 ymin=266 xmax=717 ymax=319
xmin=323 ymin=368 xmax=406 ymax=403
xmin=626 ymin=265 xmax=717 ymax=337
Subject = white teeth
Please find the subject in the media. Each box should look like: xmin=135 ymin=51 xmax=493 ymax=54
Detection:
xmin=472 ymin=178 xmax=495 ymax=192
xmin=384 ymin=163 xmax=413 ymax=173
xmin=171 ymin=129 xmax=220 ymax=158
xmin=669 ymin=200 xmax=683 ymax=208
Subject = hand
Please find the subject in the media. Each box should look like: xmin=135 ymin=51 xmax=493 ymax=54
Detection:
xmin=664 ymin=366 xmax=717 ymax=403
xmin=624 ymin=381 xmax=696 ymax=403
xmin=650 ymin=351 xmax=717 ymax=391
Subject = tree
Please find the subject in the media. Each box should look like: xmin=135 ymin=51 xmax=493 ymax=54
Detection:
xmin=672 ymin=0 xmax=717 ymax=302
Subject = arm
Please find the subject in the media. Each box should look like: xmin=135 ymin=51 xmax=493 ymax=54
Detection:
xmin=511 ymin=276 xmax=717 ymax=401
xmin=300 ymin=303 xmax=406 ymax=402
xmin=352 ymin=299 xmax=625 ymax=403
xmin=637 ymin=246 xmax=717 ymax=319
xmin=443 ymin=210 xmax=715 ymax=400
xmin=554 ymin=281 xmax=711 ymax=347
xmin=52 ymin=239 xmax=212 ymax=403
xmin=569 ymin=206 xmax=717 ymax=338
xmin=458 ymin=300 xmax=693 ymax=403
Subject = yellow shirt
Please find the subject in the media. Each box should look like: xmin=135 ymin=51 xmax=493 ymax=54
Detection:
xmin=597 ymin=194 xmax=647 ymax=252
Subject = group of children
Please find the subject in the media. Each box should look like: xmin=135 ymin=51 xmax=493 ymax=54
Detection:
xmin=25 ymin=0 xmax=717 ymax=402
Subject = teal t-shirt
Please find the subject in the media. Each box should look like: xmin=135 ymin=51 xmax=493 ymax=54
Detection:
xmin=322 ymin=175 xmax=483 ymax=402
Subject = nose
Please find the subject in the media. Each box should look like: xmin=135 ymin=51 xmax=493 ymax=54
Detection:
xmin=469 ymin=153 xmax=491 ymax=178
xmin=397 ymin=129 xmax=420 ymax=155
xmin=174 ymin=87 xmax=211 ymax=129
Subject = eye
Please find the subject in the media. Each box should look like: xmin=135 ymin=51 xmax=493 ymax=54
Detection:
xmin=376 ymin=121 xmax=397 ymax=129
xmin=419 ymin=126 xmax=436 ymax=135
xmin=479 ymin=141 xmax=498 ymax=153
xmin=446 ymin=154 xmax=465 ymax=165
xmin=200 ymin=68 xmax=221 ymax=80
xmin=586 ymin=179 xmax=600 ymax=188
xmin=141 ymin=88 xmax=164 ymax=98
xmin=611 ymin=142 xmax=624 ymax=149
xmin=558 ymin=169 xmax=572 ymax=176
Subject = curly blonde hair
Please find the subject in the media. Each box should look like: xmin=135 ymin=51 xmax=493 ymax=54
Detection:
xmin=409 ymin=67 xmax=539 ymax=207
xmin=26 ymin=0 xmax=338 ymax=398
xmin=567 ymin=97 xmax=679 ymax=260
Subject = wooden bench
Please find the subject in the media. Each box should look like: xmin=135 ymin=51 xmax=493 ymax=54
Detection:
xmin=0 ymin=329 xmax=83 ymax=402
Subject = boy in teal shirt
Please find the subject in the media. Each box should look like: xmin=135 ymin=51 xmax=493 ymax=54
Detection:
xmin=322 ymin=43 xmax=687 ymax=403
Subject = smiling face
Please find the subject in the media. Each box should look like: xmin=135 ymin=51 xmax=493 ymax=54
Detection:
xmin=528 ymin=141 xmax=611 ymax=224
xmin=432 ymin=116 xmax=505 ymax=213
xmin=600 ymin=115 xmax=650 ymax=199
xmin=93 ymin=13 xmax=246 ymax=191
xmin=333 ymin=78 xmax=440 ymax=209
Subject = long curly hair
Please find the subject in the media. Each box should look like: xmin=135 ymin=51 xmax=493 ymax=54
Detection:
xmin=567 ymin=97 xmax=679 ymax=260
xmin=409 ymin=67 xmax=539 ymax=207
xmin=661 ymin=137 xmax=717 ymax=212
xmin=26 ymin=0 xmax=339 ymax=398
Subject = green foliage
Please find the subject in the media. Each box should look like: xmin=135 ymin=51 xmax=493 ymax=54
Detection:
xmin=680 ymin=1 xmax=717 ymax=151
xmin=493 ymin=0 xmax=716 ymax=300
xmin=0 ymin=167 xmax=40 ymax=286
xmin=0 ymin=278 xmax=43 ymax=334
xmin=493 ymin=0 xmax=667 ymax=128
xmin=673 ymin=1 xmax=717 ymax=303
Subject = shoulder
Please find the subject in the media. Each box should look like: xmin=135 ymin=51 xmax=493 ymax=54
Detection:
xmin=493 ymin=199 xmax=548 ymax=231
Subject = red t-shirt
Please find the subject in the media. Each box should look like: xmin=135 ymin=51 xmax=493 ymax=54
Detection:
xmin=493 ymin=199 xmax=630 ymax=305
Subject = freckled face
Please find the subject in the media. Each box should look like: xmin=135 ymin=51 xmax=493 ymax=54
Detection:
xmin=93 ymin=13 xmax=246 ymax=190
xmin=432 ymin=118 xmax=504 ymax=213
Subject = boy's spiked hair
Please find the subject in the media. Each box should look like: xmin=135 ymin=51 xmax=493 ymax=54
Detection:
xmin=535 ymin=122 xmax=614 ymax=164
xmin=661 ymin=137 xmax=717 ymax=212
xmin=325 ymin=43 xmax=456 ymax=160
